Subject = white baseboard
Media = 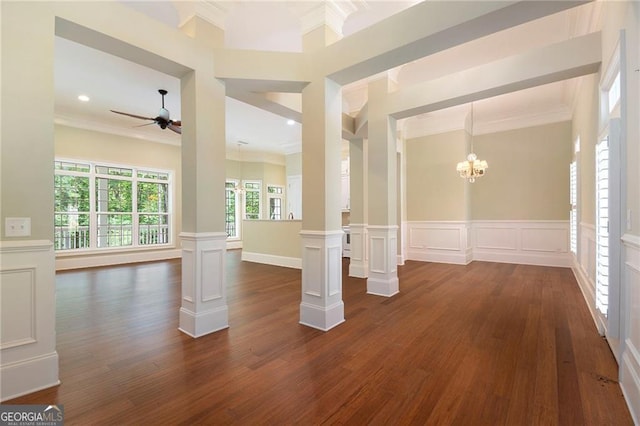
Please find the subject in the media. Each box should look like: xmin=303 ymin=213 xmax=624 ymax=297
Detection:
xmin=0 ymin=352 xmax=59 ymax=402
xmin=406 ymin=249 xmax=471 ymax=265
xmin=571 ymin=257 xmax=599 ymax=331
xmin=621 ymin=339 xmax=640 ymax=425
xmin=227 ymin=240 xmax=243 ymax=250
xmin=473 ymin=250 xmax=572 ymax=267
xmin=56 ymin=248 xmax=182 ymax=270
xmin=405 ymin=220 xmax=569 ymax=267
xmin=241 ymin=251 xmax=301 ymax=269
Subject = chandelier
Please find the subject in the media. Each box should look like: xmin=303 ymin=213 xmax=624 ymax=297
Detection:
xmin=235 ymin=141 xmax=246 ymax=195
xmin=456 ymin=103 xmax=488 ymax=183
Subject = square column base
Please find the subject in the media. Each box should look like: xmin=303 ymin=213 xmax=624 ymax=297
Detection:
xmin=367 ymin=276 xmax=399 ymax=297
xmin=179 ymin=232 xmax=229 ymax=338
xmin=179 ymin=306 xmax=229 ymax=338
xmin=367 ymin=225 xmax=399 ymax=297
xmin=300 ymin=301 xmax=345 ymax=331
xmin=300 ymin=230 xmax=345 ymax=332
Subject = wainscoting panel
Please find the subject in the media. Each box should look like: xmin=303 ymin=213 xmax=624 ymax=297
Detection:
xmin=406 ymin=221 xmax=570 ymax=267
xmin=573 ymin=223 xmax=597 ymax=326
xmin=406 ymin=222 xmax=471 ymax=265
xmin=475 ymin=226 xmax=517 ymax=250
xmin=473 ymin=221 xmax=571 ymax=267
xmin=621 ymin=234 xmax=640 ymax=424
xmin=0 ymin=240 xmax=59 ymax=401
xmin=0 ymin=267 xmax=36 ymax=349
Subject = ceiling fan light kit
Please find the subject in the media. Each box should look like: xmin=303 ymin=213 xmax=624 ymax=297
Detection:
xmin=110 ymin=89 xmax=181 ymax=134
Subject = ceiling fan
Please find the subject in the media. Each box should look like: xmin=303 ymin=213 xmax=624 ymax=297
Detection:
xmin=110 ymin=89 xmax=181 ymax=134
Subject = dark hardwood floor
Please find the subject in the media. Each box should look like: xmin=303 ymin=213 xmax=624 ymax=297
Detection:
xmin=7 ymin=251 xmax=633 ymax=425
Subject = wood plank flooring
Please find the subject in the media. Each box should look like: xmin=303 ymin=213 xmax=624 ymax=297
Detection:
xmin=7 ymin=252 xmax=633 ymax=425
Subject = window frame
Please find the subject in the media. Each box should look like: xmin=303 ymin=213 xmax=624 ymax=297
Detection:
xmin=54 ymin=158 xmax=173 ymax=253
xmin=267 ymin=184 xmax=285 ymax=220
xmin=242 ymin=179 xmax=262 ymax=220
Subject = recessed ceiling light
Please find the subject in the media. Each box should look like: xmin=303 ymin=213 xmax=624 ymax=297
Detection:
xmin=287 ymin=119 xmax=295 ymax=126
xmin=78 ymin=95 xmax=90 ymax=102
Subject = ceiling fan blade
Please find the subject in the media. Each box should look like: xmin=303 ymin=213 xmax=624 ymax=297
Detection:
xmin=167 ymin=123 xmax=182 ymax=134
xmin=110 ymin=110 xmax=155 ymax=121
xmin=171 ymin=120 xmax=181 ymax=127
xmin=133 ymin=122 xmax=157 ymax=128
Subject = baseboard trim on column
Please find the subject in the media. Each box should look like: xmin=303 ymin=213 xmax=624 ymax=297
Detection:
xmin=179 ymin=306 xmax=229 ymax=338
xmin=349 ymin=262 xmax=368 ymax=278
xmin=299 ymin=301 xmax=345 ymax=332
xmin=366 ymin=276 xmax=399 ymax=297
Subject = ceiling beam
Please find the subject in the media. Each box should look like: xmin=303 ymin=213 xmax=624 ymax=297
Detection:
xmin=322 ymin=1 xmax=593 ymax=85
xmin=386 ymin=32 xmax=601 ymax=120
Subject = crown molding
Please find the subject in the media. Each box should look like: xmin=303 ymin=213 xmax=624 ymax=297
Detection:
xmin=298 ymin=1 xmax=360 ymax=36
xmin=474 ymin=106 xmax=572 ymax=135
xmin=405 ymin=105 xmax=573 ymax=140
xmin=177 ymin=1 xmax=230 ymax=30
xmin=55 ymin=115 xmax=181 ymax=146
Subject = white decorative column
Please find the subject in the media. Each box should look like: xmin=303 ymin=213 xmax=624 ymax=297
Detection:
xmin=179 ymin=232 xmax=228 ymax=337
xmin=366 ymin=75 xmax=400 ymax=296
xmin=298 ymin=8 xmax=353 ymax=331
xmin=179 ymin=16 xmax=228 ymax=337
xmin=299 ymin=231 xmax=345 ymax=331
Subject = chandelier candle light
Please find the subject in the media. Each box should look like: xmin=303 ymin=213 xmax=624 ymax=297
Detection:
xmin=235 ymin=141 xmax=247 ymax=195
xmin=456 ymin=103 xmax=488 ymax=183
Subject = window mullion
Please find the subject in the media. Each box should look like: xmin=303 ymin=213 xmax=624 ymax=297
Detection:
xmin=132 ymin=169 xmax=139 ymax=248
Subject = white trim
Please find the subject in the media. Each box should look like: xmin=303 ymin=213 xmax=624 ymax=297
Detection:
xmin=622 ymin=338 xmax=640 ymax=425
xmin=300 ymin=229 xmax=345 ymax=238
xmin=405 ymin=220 xmax=570 ymax=267
xmin=571 ymin=256 xmax=599 ymax=332
xmin=623 ymin=234 xmax=640 ymax=249
xmin=241 ymin=251 xmax=301 ymax=269
xmin=0 ymin=240 xmax=53 ymax=252
xmin=0 ymin=352 xmax=60 ymax=402
xmin=56 ymin=248 xmax=181 ymax=270
xmin=226 ymin=240 xmax=243 ymax=250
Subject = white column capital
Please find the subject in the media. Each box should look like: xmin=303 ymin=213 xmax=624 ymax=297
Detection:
xmin=176 ymin=1 xmax=230 ymax=30
xmin=295 ymin=0 xmax=360 ymax=38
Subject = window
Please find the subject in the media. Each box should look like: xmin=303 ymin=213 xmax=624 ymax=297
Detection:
xmin=243 ymin=181 xmax=261 ymax=220
xmin=569 ymin=161 xmax=577 ymax=255
xmin=267 ymin=185 xmax=284 ymax=220
xmin=608 ymin=71 xmax=621 ymax=114
xmin=54 ymin=161 xmax=90 ymax=250
xmin=225 ymin=181 xmax=239 ymax=238
xmin=54 ymin=159 xmax=172 ymax=251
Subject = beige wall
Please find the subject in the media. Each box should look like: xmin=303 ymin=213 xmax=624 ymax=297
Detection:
xmin=406 ymin=130 xmax=468 ymax=221
xmin=242 ymin=220 xmax=302 ymax=258
xmin=286 ymin=152 xmax=302 ymax=176
xmin=226 ymin=159 xmax=286 ymax=220
xmin=55 ymin=125 xmax=183 ymax=241
xmin=572 ymin=74 xmax=599 ymax=227
xmin=406 ymin=123 xmax=572 ymax=222
xmin=472 ymin=121 xmax=572 ymax=220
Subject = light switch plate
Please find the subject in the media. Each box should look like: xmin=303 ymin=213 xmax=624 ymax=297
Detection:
xmin=5 ymin=217 xmax=31 ymax=237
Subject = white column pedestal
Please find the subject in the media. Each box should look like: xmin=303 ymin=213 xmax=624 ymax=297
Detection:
xmin=300 ymin=230 xmax=345 ymax=331
xmin=179 ymin=232 xmax=228 ymax=337
xmin=348 ymin=223 xmax=369 ymax=278
xmin=367 ymin=225 xmax=399 ymax=297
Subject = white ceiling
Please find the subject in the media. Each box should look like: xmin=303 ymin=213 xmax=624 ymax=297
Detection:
xmin=53 ymin=1 xmax=601 ymax=156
